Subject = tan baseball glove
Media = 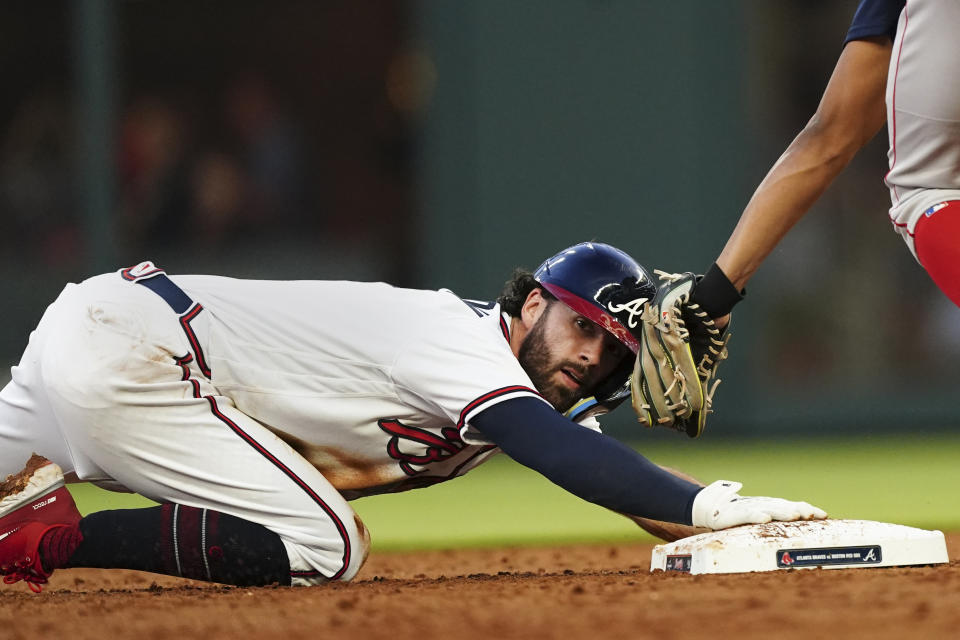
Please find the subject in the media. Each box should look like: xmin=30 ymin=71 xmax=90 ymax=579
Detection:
xmin=630 ymin=271 xmax=731 ymax=438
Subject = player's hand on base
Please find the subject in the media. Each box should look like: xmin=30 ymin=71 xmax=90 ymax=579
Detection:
xmin=691 ymin=480 xmax=828 ymax=530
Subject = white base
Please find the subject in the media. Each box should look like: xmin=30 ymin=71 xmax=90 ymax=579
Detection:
xmin=650 ymin=520 xmax=949 ymax=575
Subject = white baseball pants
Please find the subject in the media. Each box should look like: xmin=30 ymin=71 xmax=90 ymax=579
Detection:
xmin=0 ymin=269 xmax=369 ymax=584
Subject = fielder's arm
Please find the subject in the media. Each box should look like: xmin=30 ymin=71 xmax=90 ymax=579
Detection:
xmin=713 ymin=37 xmax=891 ymax=325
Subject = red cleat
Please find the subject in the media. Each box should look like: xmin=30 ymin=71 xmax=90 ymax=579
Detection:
xmin=0 ymin=454 xmax=82 ymax=592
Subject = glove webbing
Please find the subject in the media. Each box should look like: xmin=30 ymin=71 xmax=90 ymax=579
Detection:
xmin=652 ymin=270 xmax=729 ymax=425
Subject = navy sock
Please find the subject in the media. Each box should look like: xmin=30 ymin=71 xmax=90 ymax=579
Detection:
xmin=63 ymin=505 xmax=292 ymax=587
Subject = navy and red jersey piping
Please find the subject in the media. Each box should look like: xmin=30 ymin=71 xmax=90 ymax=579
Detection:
xmin=457 ymin=385 xmax=545 ymax=429
xmin=179 ymin=304 xmax=211 ymax=378
xmin=499 ymin=312 xmax=510 ymax=342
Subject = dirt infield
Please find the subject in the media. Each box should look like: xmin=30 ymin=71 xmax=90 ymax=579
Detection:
xmin=2 ymin=532 xmax=957 ymax=640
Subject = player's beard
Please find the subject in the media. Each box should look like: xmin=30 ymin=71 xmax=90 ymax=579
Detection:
xmin=518 ymin=309 xmax=594 ymax=413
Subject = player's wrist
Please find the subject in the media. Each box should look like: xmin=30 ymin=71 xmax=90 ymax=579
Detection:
xmin=691 ymin=263 xmax=744 ymax=319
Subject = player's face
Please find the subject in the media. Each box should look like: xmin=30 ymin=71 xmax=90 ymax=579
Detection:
xmin=518 ymin=301 xmax=629 ymax=412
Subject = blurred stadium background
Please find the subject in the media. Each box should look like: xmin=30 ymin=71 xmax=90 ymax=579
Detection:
xmin=3 ymin=0 xmax=959 ymax=446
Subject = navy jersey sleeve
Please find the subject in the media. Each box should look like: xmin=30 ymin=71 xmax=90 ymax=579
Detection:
xmin=472 ymin=397 xmax=701 ymax=524
xmin=845 ymin=0 xmax=905 ymax=44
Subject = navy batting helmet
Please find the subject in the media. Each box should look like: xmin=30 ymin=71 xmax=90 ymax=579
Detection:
xmin=534 ymin=241 xmax=655 ymax=355
xmin=533 ymin=242 xmax=656 ymax=405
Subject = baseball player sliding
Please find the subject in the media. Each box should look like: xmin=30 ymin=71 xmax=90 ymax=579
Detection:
xmin=0 ymin=242 xmax=824 ymax=590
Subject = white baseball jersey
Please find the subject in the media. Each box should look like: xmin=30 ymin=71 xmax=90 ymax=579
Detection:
xmin=169 ymin=273 xmax=554 ymax=499
xmin=884 ymin=0 xmax=960 ymax=256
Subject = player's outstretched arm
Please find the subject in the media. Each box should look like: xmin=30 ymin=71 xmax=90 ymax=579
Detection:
xmin=473 ymin=398 xmax=701 ymax=524
xmin=621 ymin=465 xmax=711 ymax=541
xmin=472 ymin=397 xmax=826 ymax=529
xmin=715 ymin=37 xmax=892 ymax=308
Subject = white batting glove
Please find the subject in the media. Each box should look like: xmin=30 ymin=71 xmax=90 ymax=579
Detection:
xmin=691 ymin=480 xmax=828 ymax=530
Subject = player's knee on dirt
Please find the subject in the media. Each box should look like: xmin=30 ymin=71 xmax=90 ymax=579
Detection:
xmin=353 ymin=513 xmax=372 ymax=571
xmin=285 ymin=512 xmax=371 ymax=585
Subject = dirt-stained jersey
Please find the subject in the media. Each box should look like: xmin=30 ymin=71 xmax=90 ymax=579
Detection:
xmin=172 ymin=275 xmax=553 ymax=498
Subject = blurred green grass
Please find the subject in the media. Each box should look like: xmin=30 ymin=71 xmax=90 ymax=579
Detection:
xmin=67 ymin=433 xmax=960 ymax=551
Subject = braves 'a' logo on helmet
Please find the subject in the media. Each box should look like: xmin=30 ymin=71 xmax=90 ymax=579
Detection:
xmin=597 ymin=276 xmax=652 ymax=330
xmin=605 ymin=299 xmax=647 ymax=328
xmin=535 ymin=243 xmax=656 ymax=355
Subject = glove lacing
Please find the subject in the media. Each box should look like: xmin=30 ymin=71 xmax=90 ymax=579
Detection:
xmin=653 ymin=270 xmax=731 ymax=418
xmin=639 ymin=299 xmax=696 ymax=423
xmin=633 ymin=378 xmax=690 ymax=425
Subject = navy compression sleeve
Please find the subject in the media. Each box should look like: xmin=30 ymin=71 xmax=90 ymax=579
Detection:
xmin=471 ymin=397 xmax=701 ymax=524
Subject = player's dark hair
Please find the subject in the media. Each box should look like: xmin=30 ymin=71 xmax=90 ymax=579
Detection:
xmin=497 ymin=269 xmax=555 ymax=317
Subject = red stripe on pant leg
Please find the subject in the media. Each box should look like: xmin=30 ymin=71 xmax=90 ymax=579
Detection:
xmin=171 ymin=354 xmax=351 ymax=580
xmin=202 ymin=395 xmax=352 ymax=580
xmin=914 ymin=201 xmax=960 ymax=308
xmin=179 ymin=305 xmax=211 ymax=378
xmin=171 ymin=357 xmax=353 ymax=580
